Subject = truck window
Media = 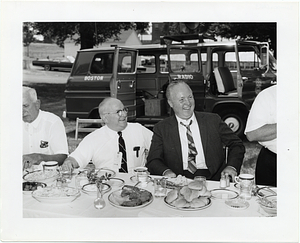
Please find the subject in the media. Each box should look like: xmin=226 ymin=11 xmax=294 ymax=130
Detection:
xmin=118 ymin=52 xmax=135 ymax=73
xmin=90 ymin=53 xmax=113 ymax=74
xmin=159 ymin=54 xmax=168 ymax=73
xmin=169 ymin=49 xmax=199 ymax=73
xmin=137 ymin=55 xmax=156 ymax=73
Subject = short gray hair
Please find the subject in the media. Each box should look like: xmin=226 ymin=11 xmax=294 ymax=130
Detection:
xmin=166 ymin=81 xmax=190 ymax=100
xmin=98 ymin=97 xmax=118 ymax=118
xmin=23 ymin=86 xmax=37 ymax=102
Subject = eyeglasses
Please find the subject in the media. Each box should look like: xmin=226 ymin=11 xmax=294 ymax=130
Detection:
xmin=104 ymin=107 xmax=128 ymax=116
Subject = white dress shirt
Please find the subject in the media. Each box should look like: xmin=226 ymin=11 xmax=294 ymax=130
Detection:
xmin=23 ymin=110 xmax=68 ymax=155
xmin=69 ymin=123 xmax=153 ymax=173
xmin=176 ymin=114 xmax=207 ymax=170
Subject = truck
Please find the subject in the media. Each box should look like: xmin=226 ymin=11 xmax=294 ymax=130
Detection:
xmin=64 ymin=34 xmax=276 ymax=137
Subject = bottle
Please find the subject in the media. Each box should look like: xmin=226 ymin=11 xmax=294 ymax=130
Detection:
xmin=220 ymin=174 xmax=227 ymax=188
xmin=225 ymin=173 xmax=230 ymax=187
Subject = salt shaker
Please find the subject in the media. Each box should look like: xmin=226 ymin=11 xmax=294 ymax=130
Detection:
xmin=225 ymin=173 xmax=230 ymax=187
xmin=220 ymin=174 xmax=227 ymax=188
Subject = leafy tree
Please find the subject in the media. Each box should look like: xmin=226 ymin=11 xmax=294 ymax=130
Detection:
xmin=158 ymin=22 xmax=276 ymax=58
xmin=23 ymin=22 xmax=36 ymax=57
xmin=33 ymin=22 xmax=149 ymax=50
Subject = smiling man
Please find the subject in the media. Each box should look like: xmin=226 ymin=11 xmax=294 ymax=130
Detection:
xmin=23 ymin=86 xmax=68 ymax=170
xmin=62 ymin=97 xmax=153 ymax=173
xmin=146 ymin=81 xmax=245 ymax=181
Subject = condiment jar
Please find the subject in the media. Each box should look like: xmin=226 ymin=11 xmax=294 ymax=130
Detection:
xmin=225 ymin=173 xmax=230 ymax=187
xmin=220 ymin=174 xmax=227 ymax=188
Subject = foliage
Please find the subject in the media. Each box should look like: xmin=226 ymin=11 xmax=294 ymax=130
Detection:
xmin=23 ymin=22 xmax=36 ymax=47
xmin=159 ymin=22 xmax=276 ymax=58
xmin=33 ymin=22 xmax=149 ymax=50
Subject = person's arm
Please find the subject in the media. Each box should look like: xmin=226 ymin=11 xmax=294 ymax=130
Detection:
xmin=61 ymin=156 xmax=80 ymax=171
xmin=146 ymin=124 xmax=171 ymax=176
xmin=246 ymin=123 xmax=277 ymax=142
xmin=23 ymin=153 xmax=67 ymax=169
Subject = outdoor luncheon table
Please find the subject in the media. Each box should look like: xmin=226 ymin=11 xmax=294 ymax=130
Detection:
xmin=23 ymin=169 xmax=275 ymax=218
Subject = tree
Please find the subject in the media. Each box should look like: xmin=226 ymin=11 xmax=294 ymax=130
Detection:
xmin=33 ymin=22 xmax=149 ymax=50
xmin=156 ymin=22 xmax=276 ymax=58
xmin=23 ymin=22 xmax=36 ymax=57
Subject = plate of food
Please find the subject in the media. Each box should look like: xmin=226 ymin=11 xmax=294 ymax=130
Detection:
xmin=256 ymin=187 xmax=277 ymax=199
xmin=81 ymin=183 xmax=111 ymax=196
xmin=23 ymin=170 xmax=59 ymax=184
xmin=108 ymin=185 xmax=153 ymax=209
xmin=32 ymin=186 xmax=80 ymax=203
xmin=164 ymin=180 xmax=212 ymax=211
xmin=210 ymin=189 xmax=239 ymax=200
xmin=165 ymin=175 xmax=190 ymax=189
xmin=23 ymin=181 xmax=47 ymax=195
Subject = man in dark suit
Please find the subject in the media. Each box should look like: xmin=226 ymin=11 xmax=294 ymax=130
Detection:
xmin=146 ymin=81 xmax=245 ymax=181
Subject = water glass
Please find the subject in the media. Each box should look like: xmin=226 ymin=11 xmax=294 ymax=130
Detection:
xmin=194 ymin=176 xmax=206 ymax=187
xmin=235 ymin=174 xmax=255 ymax=200
xmin=153 ymin=178 xmax=167 ymax=197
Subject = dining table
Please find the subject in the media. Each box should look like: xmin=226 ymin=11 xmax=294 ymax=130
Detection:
xmin=23 ymin=170 xmax=275 ymax=218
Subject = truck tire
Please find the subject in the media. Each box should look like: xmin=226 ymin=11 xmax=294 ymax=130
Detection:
xmin=44 ymin=65 xmax=51 ymax=71
xmin=217 ymin=109 xmax=247 ymax=138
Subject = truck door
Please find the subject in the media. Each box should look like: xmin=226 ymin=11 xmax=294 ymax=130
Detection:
xmin=110 ymin=47 xmax=138 ymax=121
xmin=167 ymin=45 xmax=205 ymax=111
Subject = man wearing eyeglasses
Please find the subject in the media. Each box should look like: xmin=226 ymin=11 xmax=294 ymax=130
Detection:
xmin=61 ymin=97 xmax=153 ymax=173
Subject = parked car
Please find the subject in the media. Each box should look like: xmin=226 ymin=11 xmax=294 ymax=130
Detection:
xmin=32 ymin=56 xmax=75 ymax=71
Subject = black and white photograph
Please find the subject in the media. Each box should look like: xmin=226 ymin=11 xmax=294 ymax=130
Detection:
xmin=0 ymin=1 xmax=299 ymax=242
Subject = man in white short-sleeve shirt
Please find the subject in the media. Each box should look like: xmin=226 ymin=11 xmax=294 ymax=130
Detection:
xmin=23 ymin=86 xmax=68 ymax=169
xmin=245 ymin=85 xmax=277 ymax=186
xmin=62 ymin=97 xmax=153 ymax=173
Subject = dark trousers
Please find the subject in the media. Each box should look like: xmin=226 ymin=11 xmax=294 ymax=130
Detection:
xmin=183 ymin=163 xmax=227 ymax=181
xmin=255 ymin=147 xmax=277 ymax=187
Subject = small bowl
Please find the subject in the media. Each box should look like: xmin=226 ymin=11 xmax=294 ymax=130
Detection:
xmin=81 ymin=183 xmax=111 ymax=196
xmin=259 ymin=195 xmax=277 ymax=215
xmin=23 ymin=181 xmax=47 ymax=195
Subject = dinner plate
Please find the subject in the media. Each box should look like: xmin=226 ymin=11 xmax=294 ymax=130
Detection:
xmin=23 ymin=170 xmax=59 ymax=184
xmin=105 ymin=178 xmax=125 ymax=188
xmin=81 ymin=183 xmax=111 ymax=196
xmin=164 ymin=197 xmax=212 ymax=211
xmin=108 ymin=189 xmax=153 ymax=209
xmin=32 ymin=186 xmax=80 ymax=203
xmin=210 ymin=189 xmax=239 ymax=200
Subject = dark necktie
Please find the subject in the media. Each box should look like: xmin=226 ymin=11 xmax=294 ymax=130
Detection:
xmin=118 ymin=131 xmax=128 ymax=173
xmin=180 ymin=120 xmax=198 ymax=174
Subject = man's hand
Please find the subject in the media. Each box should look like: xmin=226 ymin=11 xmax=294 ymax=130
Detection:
xmin=61 ymin=157 xmax=79 ymax=172
xmin=162 ymin=169 xmax=176 ymax=178
xmin=221 ymin=166 xmax=237 ymax=182
xmin=23 ymin=154 xmax=42 ymax=170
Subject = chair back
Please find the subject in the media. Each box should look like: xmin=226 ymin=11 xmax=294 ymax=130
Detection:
xmin=214 ymin=67 xmax=236 ymax=93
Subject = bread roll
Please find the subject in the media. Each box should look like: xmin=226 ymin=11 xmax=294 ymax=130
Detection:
xmin=188 ymin=180 xmax=203 ymax=190
xmin=172 ymin=198 xmax=189 ymax=208
xmin=180 ymin=186 xmax=192 ymax=201
xmin=165 ymin=189 xmax=178 ymax=204
xmin=190 ymin=197 xmax=209 ymax=207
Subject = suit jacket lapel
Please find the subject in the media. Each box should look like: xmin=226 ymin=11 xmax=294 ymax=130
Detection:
xmin=167 ymin=116 xmax=183 ymax=165
xmin=195 ymin=112 xmax=208 ymax=156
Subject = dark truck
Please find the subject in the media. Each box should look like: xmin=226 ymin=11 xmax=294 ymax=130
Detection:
xmin=64 ymin=34 xmax=276 ymax=137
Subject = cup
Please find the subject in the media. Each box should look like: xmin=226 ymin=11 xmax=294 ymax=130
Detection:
xmin=235 ymin=174 xmax=255 ymax=200
xmin=153 ymin=178 xmax=167 ymax=197
xmin=194 ymin=176 xmax=206 ymax=187
xmin=43 ymin=161 xmax=58 ymax=171
xmin=134 ymin=167 xmax=149 ymax=185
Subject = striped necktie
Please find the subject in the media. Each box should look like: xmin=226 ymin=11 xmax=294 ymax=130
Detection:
xmin=118 ymin=131 xmax=128 ymax=173
xmin=180 ymin=120 xmax=198 ymax=174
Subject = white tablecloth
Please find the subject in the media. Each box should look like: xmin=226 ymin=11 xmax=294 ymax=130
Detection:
xmin=23 ymin=172 xmax=271 ymax=218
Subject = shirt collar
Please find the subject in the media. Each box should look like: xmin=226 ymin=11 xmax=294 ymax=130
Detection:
xmin=24 ymin=110 xmax=41 ymax=128
xmin=175 ymin=113 xmax=196 ymax=126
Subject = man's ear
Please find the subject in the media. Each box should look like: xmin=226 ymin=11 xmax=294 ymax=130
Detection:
xmin=167 ymin=99 xmax=173 ymax=108
xmin=36 ymin=99 xmax=41 ymax=109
